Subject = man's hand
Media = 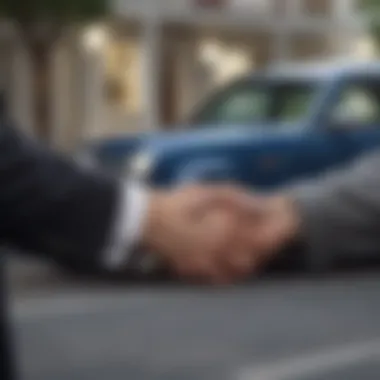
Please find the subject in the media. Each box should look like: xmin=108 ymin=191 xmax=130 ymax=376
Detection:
xmin=140 ymin=185 xmax=258 ymax=284
xmin=242 ymin=195 xmax=301 ymax=271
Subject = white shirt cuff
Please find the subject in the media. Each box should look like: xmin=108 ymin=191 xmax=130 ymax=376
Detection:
xmin=104 ymin=181 xmax=149 ymax=269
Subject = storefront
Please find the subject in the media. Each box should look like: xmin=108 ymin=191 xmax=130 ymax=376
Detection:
xmin=0 ymin=0 xmax=366 ymax=148
xmin=77 ymin=0 xmax=362 ymax=139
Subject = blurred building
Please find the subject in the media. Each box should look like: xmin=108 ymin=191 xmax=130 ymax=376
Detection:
xmin=0 ymin=0 xmax=372 ymax=149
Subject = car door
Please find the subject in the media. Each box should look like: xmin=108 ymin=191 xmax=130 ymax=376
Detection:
xmin=189 ymin=78 xmax=322 ymax=188
xmin=283 ymin=77 xmax=380 ymax=188
xmin=246 ymin=77 xmax=380 ymax=188
xmin=326 ymin=78 xmax=380 ymax=161
xmin=185 ymin=79 xmax=273 ymax=185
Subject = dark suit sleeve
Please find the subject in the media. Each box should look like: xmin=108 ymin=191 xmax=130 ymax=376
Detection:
xmin=0 ymin=121 xmax=120 ymax=267
xmin=288 ymin=150 xmax=380 ymax=260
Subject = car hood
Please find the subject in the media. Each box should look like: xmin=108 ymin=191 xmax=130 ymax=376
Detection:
xmin=90 ymin=123 xmax=303 ymax=159
xmin=141 ymin=124 xmax=304 ymax=153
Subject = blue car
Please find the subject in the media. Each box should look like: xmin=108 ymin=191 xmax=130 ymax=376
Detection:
xmin=84 ymin=62 xmax=380 ymax=188
xmin=70 ymin=61 xmax=380 ymax=276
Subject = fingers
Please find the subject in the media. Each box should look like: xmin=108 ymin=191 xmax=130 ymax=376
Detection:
xmin=142 ymin=185 xmax=298 ymax=285
xmin=199 ymin=210 xmax=259 ymax=283
xmin=193 ymin=193 xmax=297 ymax=281
xmin=175 ymin=257 xmax=231 ymax=285
xmin=178 ymin=184 xmax=261 ymax=219
xmin=165 ymin=207 xmax=255 ymax=284
xmin=184 ymin=208 xmax=248 ymax=284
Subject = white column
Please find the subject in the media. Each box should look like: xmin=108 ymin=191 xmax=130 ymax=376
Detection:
xmin=71 ymin=42 xmax=87 ymax=144
xmin=178 ymin=37 xmax=199 ymax=120
xmin=288 ymin=0 xmax=302 ymax=20
xmin=82 ymin=49 xmax=107 ymax=138
xmin=272 ymin=14 xmax=292 ymax=64
xmin=271 ymin=0 xmax=300 ymax=63
xmin=51 ymin=42 xmax=72 ymax=148
xmin=141 ymin=20 xmax=161 ymax=130
xmin=9 ymin=42 xmax=34 ymax=135
xmin=333 ymin=0 xmax=357 ymax=21
xmin=332 ymin=0 xmax=360 ymax=58
xmin=273 ymin=30 xmax=291 ymax=63
xmin=0 ymin=42 xmax=13 ymax=119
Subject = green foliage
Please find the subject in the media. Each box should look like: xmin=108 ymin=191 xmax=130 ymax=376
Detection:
xmin=0 ymin=0 xmax=109 ymax=24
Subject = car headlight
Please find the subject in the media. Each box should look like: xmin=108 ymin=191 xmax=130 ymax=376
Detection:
xmin=128 ymin=152 xmax=154 ymax=179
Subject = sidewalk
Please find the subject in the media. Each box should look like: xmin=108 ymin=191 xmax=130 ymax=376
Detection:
xmin=6 ymin=255 xmax=71 ymax=296
xmin=5 ymin=255 xmax=145 ymax=299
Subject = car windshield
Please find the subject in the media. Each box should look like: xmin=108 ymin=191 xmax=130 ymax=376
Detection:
xmin=191 ymin=78 xmax=318 ymax=127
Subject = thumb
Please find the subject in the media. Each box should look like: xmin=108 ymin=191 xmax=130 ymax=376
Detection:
xmin=195 ymin=185 xmax=258 ymax=210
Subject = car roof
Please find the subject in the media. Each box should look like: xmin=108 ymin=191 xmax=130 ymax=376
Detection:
xmin=261 ymin=60 xmax=380 ymax=81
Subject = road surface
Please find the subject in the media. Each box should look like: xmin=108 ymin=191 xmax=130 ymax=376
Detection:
xmin=8 ymin=260 xmax=380 ymax=380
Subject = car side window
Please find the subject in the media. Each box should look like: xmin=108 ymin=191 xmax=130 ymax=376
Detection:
xmin=330 ymin=82 xmax=380 ymax=128
xmin=216 ymin=89 xmax=268 ymax=123
xmin=195 ymin=83 xmax=270 ymax=125
xmin=276 ymin=88 xmax=315 ymax=123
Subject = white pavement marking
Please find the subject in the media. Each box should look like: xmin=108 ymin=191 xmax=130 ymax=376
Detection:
xmin=12 ymin=293 xmax=162 ymax=321
xmin=238 ymin=338 xmax=380 ymax=380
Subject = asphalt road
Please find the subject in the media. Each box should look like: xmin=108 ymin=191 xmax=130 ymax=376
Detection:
xmin=8 ymin=264 xmax=380 ymax=380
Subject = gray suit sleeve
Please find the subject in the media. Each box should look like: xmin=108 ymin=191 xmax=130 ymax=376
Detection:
xmin=287 ymin=150 xmax=380 ymax=259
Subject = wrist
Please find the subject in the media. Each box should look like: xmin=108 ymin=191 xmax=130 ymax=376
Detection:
xmin=270 ymin=195 xmax=302 ymax=247
xmin=140 ymin=190 xmax=167 ymax=253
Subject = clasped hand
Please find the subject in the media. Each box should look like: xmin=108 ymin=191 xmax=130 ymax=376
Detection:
xmin=141 ymin=185 xmax=300 ymax=284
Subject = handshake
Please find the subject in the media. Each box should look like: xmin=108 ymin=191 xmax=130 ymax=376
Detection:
xmin=141 ymin=185 xmax=301 ymax=284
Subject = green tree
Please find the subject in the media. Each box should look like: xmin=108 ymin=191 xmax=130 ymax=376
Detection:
xmin=0 ymin=0 xmax=109 ymax=140
xmin=362 ymin=0 xmax=380 ymax=54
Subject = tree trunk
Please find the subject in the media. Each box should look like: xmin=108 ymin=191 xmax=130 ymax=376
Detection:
xmin=28 ymin=44 xmax=52 ymax=142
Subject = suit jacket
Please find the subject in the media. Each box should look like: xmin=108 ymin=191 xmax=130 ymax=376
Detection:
xmin=0 ymin=120 xmax=120 ymax=380
xmin=290 ymin=149 xmax=380 ymax=263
